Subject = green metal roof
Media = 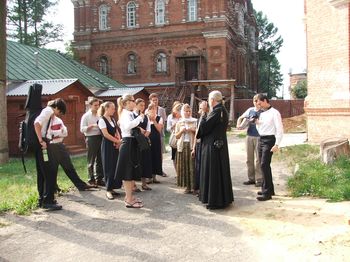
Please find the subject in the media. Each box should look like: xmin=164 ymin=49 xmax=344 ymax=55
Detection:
xmin=6 ymin=40 xmax=127 ymax=90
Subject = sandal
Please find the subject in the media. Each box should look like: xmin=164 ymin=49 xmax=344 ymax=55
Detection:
xmin=125 ymin=201 xmax=143 ymax=208
xmin=141 ymin=185 xmax=152 ymax=191
xmin=124 ymin=197 xmax=143 ymax=203
xmin=133 ymin=187 xmax=141 ymax=193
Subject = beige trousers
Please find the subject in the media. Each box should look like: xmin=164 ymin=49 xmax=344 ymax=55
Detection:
xmin=246 ymin=135 xmax=262 ymax=183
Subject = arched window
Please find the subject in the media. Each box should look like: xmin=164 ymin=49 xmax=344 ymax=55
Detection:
xmin=188 ymin=0 xmax=197 ymax=22
xmin=99 ymin=56 xmax=109 ymax=75
xmin=127 ymin=1 xmax=136 ymax=28
xmin=156 ymin=53 xmax=167 ymax=72
xmin=155 ymin=0 xmax=165 ymax=25
xmin=99 ymin=5 xmax=108 ymax=30
xmin=127 ymin=54 xmax=137 ymax=74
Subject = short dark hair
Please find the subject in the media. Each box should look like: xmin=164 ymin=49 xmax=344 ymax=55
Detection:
xmin=256 ymin=93 xmax=269 ymax=103
xmin=48 ymin=98 xmax=67 ymax=115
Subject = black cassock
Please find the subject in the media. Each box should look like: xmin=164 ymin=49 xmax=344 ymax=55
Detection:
xmin=197 ymin=103 xmax=234 ymax=209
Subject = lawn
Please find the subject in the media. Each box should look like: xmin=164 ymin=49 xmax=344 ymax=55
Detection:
xmin=276 ymin=144 xmax=350 ymax=201
xmin=0 ymin=156 xmax=88 ymax=215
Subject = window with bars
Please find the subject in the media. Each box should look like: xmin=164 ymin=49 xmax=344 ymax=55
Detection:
xmin=99 ymin=5 xmax=108 ymax=30
xmin=188 ymin=0 xmax=197 ymax=22
xmin=127 ymin=2 xmax=136 ymax=28
xmin=127 ymin=54 xmax=137 ymax=74
xmin=155 ymin=0 xmax=165 ymax=25
xmin=99 ymin=56 xmax=109 ymax=75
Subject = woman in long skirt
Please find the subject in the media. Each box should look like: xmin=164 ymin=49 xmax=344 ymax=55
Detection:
xmin=98 ymin=102 xmax=122 ymax=200
xmin=147 ymin=103 xmax=164 ymax=184
xmin=115 ymin=94 xmax=144 ymax=208
xmin=175 ymin=104 xmax=197 ymax=193
xmin=166 ymin=102 xmax=182 ymax=173
xmin=134 ymin=98 xmax=152 ymax=191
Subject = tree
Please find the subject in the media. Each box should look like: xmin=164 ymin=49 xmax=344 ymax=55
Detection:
xmin=7 ymin=0 xmax=63 ymax=47
xmin=0 ymin=0 xmax=9 ymax=163
xmin=255 ymin=10 xmax=284 ymax=98
xmin=292 ymin=79 xmax=307 ymax=99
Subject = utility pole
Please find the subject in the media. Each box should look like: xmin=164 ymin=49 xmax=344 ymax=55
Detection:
xmin=0 ymin=0 xmax=9 ymax=163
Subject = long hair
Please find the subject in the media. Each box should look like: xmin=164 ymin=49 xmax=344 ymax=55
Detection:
xmin=172 ymin=103 xmax=183 ymax=117
xmin=117 ymin=94 xmax=133 ymax=118
xmin=98 ymin=101 xmax=114 ymax=117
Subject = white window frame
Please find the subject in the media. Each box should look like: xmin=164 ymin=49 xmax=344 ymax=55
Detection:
xmin=99 ymin=5 xmax=108 ymax=30
xmin=188 ymin=0 xmax=197 ymax=22
xmin=127 ymin=1 xmax=136 ymax=28
xmin=155 ymin=0 xmax=165 ymax=25
xmin=156 ymin=53 xmax=167 ymax=73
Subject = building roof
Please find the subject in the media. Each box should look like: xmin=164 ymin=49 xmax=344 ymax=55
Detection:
xmin=6 ymin=79 xmax=93 ymax=96
xmin=6 ymin=40 xmax=127 ymax=90
xmin=96 ymin=87 xmax=144 ymax=97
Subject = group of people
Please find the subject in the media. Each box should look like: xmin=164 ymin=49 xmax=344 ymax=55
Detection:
xmin=237 ymin=94 xmax=283 ymax=201
xmin=32 ymin=90 xmax=281 ymax=211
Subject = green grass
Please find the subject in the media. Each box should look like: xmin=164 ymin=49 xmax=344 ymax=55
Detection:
xmin=277 ymin=144 xmax=350 ymax=202
xmin=0 ymin=156 xmax=88 ymax=215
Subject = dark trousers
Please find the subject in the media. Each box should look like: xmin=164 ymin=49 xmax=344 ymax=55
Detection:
xmin=48 ymin=143 xmax=86 ymax=189
xmin=86 ymin=135 xmax=103 ymax=182
xmin=34 ymin=148 xmax=56 ymax=204
xmin=258 ymin=135 xmax=276 ymax=196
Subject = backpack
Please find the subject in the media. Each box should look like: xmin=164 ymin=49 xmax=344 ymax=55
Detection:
xmin=18 ymin=83 xmax=43 ymax=173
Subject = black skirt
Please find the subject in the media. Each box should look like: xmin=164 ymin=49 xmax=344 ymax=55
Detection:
xmin=115 ymin=137 xmax=141 ymax=181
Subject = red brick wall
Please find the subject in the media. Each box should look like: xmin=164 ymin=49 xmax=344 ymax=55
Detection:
xmin=72 ymin=0 xmax=258 ymax=94
xmin=305 ymin=0 xmax=350 ymax=142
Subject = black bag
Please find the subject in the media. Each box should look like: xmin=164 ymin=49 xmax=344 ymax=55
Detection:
xmin=18 ymin=84 xmax=43 ymax=172
xmin=131 ymin=127 xmax=150 ymax=151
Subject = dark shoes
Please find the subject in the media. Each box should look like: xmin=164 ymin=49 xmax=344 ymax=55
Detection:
xmin=257 ymin=191 xmax=275 ymax=196
xmin=42 ymin=203 xmax=62 ymax=211
xmin=256 ymin=195 xmax=272 ymax=201
xmin=96 ymin=180 xmax=106 ymax=187
xmin=78 ymin=183 xmax=98 ymax=191
xmin=243 ymin=180 xmax=255 ymax=185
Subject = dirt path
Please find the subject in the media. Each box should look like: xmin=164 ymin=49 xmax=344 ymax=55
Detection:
xmin=0 ymin=134 xmax=349 ymax=261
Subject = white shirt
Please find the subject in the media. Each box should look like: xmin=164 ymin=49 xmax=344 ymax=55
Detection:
xmin=119 ymin=109 xmax=143 ymax=137
xmin=98 ymin=117 xmax=116 ymax=129
xmin=166 ymin=114 xmax=180 ymax=133
xmin=34 ymin=106 xmax=54 ymax=138
xmin=256 ymin=107 xmax=283 ymax=146
xmin=80 ymin=110 xmax=101 ymax=136
xmin=46 ymin=116 xmax=68 ymax=144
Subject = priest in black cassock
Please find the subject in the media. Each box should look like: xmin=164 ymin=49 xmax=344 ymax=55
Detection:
xmin=196 ymin=90 xmax=234 ymax=210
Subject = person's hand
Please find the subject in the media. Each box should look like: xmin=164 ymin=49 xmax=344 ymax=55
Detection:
xmin=191 ymin=149 xmax=195 ymax=158
xmin=180 ymin=126 xmax=186 ymax=133
xmin=39 ymin=140 xmax=47 ymax=149
xmin=271 ymin=145 xmax=279 ymax=153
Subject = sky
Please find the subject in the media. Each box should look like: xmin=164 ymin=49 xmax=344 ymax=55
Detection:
xmin=49 ymin=0 xmax=307 ymax=99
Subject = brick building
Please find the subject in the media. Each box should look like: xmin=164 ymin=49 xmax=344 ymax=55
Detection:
xmin=304 ymin=0 xmax=350 ymax=142
xmin=72 ymin=0 xmax=259 ymax=109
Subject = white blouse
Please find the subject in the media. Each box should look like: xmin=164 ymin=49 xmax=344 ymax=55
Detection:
xmin=119 ymin=109 xmax=143 ymax=137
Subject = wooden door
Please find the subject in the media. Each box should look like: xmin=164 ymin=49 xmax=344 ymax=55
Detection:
xmin=62 ymin=99 xmax=77 ymax=145
xmin=185 ymin=59 xmax=198 ymax=80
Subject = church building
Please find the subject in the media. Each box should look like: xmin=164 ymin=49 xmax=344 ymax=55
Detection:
xmin=72 ymin=0 xmax=258 ymax=106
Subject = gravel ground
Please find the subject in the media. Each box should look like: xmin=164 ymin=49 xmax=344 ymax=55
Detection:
xmin=0 ymin=133 xmax=349 ymax=262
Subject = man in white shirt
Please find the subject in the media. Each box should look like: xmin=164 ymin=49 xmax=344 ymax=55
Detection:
xmin=255 ymin=94 xmax=283 ymax=201
xmin=34 ymin=98 xmax=67 ymax=211
xmin=80 ymin=98 xmax=104 ymax=186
